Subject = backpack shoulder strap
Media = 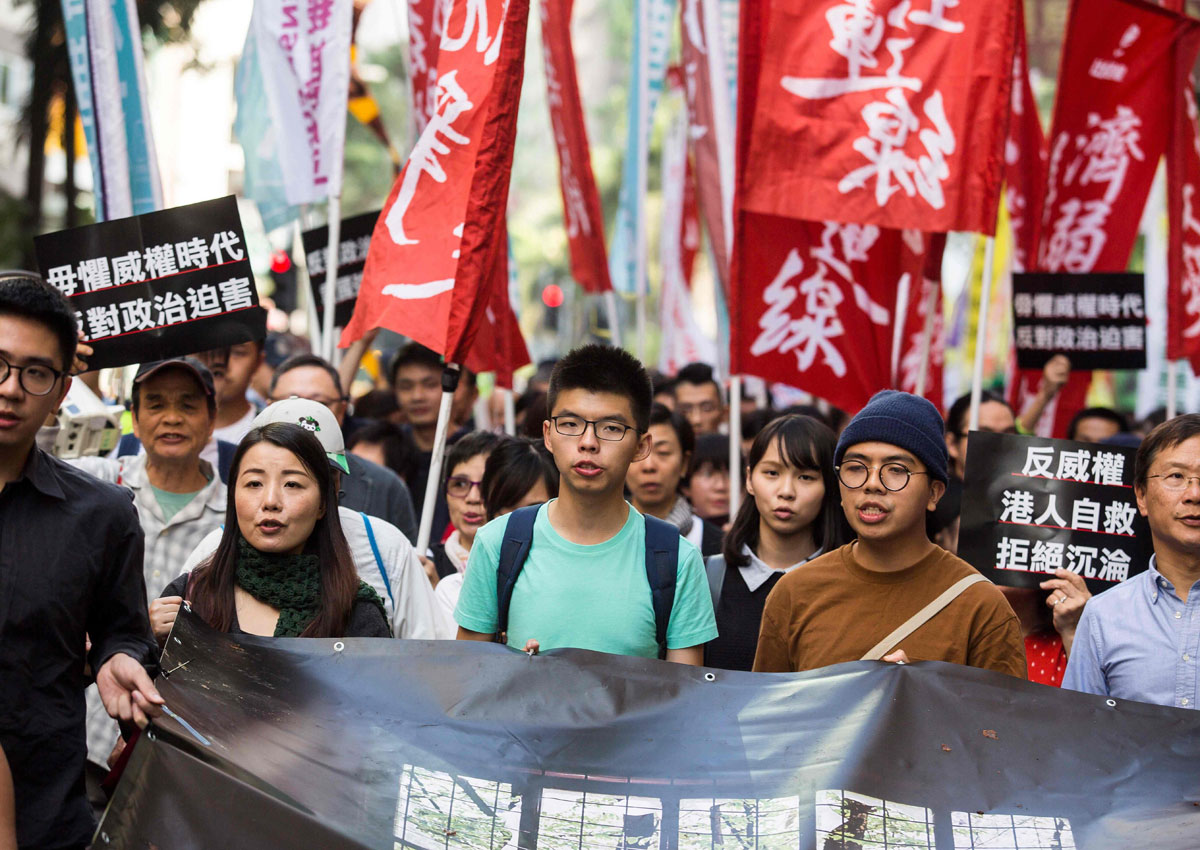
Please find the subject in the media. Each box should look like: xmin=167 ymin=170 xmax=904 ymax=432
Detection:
xmin=861 ymin=573 xmax=988 ymax=661
xmin=704 ymin=555 xmax=727 ymax=613
xmin=495 ymin=505 xmax=540 ymax=639
xmin=643 ymin=515 xmax=680 ymax=659
xmin=115 ymin=433 xmax=140 ymax=457
xmin=360 ymin=512 xmax=394 ymax=608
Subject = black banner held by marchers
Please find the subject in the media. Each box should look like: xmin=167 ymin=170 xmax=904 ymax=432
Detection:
xmin=1012 ymin=272 xmax=1146 ymax=371
xmin=34 ymin=196 xmax=266 ymax=371
xmin=958 ymin=431 xmax=1151 ymax=596
xmin=301 ymin=210 xmax=379 ymax=328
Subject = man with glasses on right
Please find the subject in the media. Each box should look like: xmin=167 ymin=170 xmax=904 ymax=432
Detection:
xmin=1063 ymin=415 xmax=1200 ymax=709
xmin=754 ymin=390 xmax=1026 ymax=677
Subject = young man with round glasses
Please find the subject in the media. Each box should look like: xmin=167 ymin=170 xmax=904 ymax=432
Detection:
xmin=454 ymin=344 xmax=717 ymax=664
xmin=1063 ymin=414 xmax=1200 ymax=709
xmin=0 ymin=274 xmax=161 ymax=850
xmin=754 ymin=390 xmax=1025 ymax=677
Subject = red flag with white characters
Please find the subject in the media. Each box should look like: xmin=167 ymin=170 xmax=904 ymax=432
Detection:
xmin=408 ymin=0 xmax=448 ymax=132
xmin=739 ymin=0 xmax=1016 ymax=235
xmin=540 ymin=0 xmax=612 ymax=294
xmin=896 ymin=232 xmax=946 ymax=414
xmin=1005 ymin=0 xmax=1046 ymax=276
xmin=463 ymin=230 xmax=530 ymax=389
xmin=342 ymin=0 xmax=531 ymax=362
xmin=1167 ymin=25 xmax=1200 ymax=364
xmin=680 ymin=0 xmax=736 ymax=297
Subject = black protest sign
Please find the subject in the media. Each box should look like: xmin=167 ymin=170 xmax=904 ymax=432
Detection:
xmin=301 ymin=210 xmax=379 ymax=328
xmin=958 ymin=431 xmax=1150 ymax=595
xmin=34 ymin=196 xmax=265 ymax=371
xmin=1012 ymin=272 xmax=1146 ymax=371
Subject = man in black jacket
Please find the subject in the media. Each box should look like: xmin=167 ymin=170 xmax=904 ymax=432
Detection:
xmin=0 ymin=274 xmax=161 ymax=850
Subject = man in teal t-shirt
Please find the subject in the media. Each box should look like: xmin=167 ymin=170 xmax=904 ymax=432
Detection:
xmin=455 ymin=345 xmax=717 ymax=663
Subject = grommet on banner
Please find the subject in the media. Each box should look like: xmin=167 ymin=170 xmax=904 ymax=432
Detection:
xmin=334 ymin=641 xmax=345 ymax=652
xmin=99 ymin=831 xmax=110 ymax=844
xmin=704 ymin=672 xmax=716 ymax=682
xmin=1106 ymin=699 xmax=1117 ymax=707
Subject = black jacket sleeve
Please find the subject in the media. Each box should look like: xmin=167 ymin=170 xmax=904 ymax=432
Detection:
xmin=346 ymin=599 xmax=392 ymax=638
xmin=86 ymin=497 xmax=158 ymax=675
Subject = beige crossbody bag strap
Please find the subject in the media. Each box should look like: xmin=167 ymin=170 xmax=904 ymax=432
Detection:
xmin=860 ymin=574 xmax=988 ymax=661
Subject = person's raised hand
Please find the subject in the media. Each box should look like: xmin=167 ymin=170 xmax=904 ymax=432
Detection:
xmin=149 ymin=596 xmax=183 ymax=642
xmin=70 ymin=331 xmax=93 ymax=376
xmin=417 ymin=554 xmax=439 ymax=588
xmin=523 ymin=639 xmax=540 ymax=656
xmin=1039 ymin=354 xmax=1071 ymax=397
xmin=882 ymin=649 xmax=910 ymax=665
xmin=95 ymin=653 xmax=164 ymax=729
xmin=1039 ymin=569 xmax=1091 ymax=653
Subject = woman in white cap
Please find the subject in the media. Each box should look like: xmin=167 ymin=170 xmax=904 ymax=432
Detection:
xmin=150 ymin=422 xmax=389 ymax=640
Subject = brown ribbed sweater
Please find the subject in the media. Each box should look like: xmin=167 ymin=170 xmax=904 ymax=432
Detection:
xmin=752 ymin=542 xmax=1027 ymax=678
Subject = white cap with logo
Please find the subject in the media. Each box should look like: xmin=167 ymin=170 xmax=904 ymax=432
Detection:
xmin=250 ymin=397 xmax=351 ymax=475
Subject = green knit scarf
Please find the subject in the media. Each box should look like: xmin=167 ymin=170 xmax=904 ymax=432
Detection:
xmin=235 ymin=536 xmax=387 ymax=637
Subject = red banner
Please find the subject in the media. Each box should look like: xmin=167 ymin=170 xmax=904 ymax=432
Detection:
xmin=1005 ymin=1 xmax=1046 ymax=276
xmin=680 ymin=0 xmax=735 ymax=298
xmin=1167 ymin=26 xmax=1200 ymax=364
xmin=1039 ymin=0 xmax=1190 ymax=275
xmin=463 ymin=231 xmax=530 ymax=389
xmin=343 ymin=0 xmax=531 ymax=362
xmin=540 ymin=0 xmax=612 ymax=294
xmin=896 ymin=232 xmax=946 ymax=414
xmin=407 ymin=0 xmax=447 ymax=132
xmin=739 ymin=0 xmax=1015 ymax=235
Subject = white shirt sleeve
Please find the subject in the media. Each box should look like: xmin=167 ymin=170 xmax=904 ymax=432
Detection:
xmin=181 ymin=526 xmax=223 ymax=575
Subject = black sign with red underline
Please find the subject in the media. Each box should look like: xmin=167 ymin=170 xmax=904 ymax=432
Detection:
xmin=958 ymin=431 xmax=1151 ymax=595
xmin=34 ymin=195 xmax=266 ymax=371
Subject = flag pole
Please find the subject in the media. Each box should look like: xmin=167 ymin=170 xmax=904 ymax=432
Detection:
xmin=321 ymin=195 xmax=342 ymax=362
xmin=416 ymin=363 xmax=460 ymax=554
xmin=728 ymin=374 xmax=742 ymax=518
xmin=297 ymin=213 xmax=322 ymax=356
xmin=604 ymin=290 xmax=624 ymax=347
xmin=967 ymin=237 xmax=997 ymax=430
xmin=890 ymin=271 xmax=912 ymax=386
xmin=1168 ymin=359 xmax=1179 ymax=419
xmin=914 ymin=280 xmax=939 ymax=397
xmin=503 ymin=387 xmax=516 ymax=435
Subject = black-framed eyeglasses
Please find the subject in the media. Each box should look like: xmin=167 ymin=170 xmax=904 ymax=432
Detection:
xmin=836 ymin=461 xmax=928 ymax=492
xmin=550 ymin=415 xmax=637 ymax=441
xmin=0 ymin=355 xmax=65 ymax=396
xmin=446 ymin=476 xmax=484 ymax=498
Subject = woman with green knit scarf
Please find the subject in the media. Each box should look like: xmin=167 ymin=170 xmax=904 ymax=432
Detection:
xmin=153 ymin=422 xmax=389 ymax=640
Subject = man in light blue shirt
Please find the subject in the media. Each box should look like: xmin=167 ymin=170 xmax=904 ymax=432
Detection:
xmin=1063 ymin=415 xmax=1200 ymax=709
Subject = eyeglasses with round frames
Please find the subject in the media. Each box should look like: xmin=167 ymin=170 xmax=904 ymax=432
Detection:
xmin=446 ymin=476 xmax=484 ymax=498
xmin=550 ymin=415 xmax=637 ymax=441
xmin=836 ymin=460 xmax=928 ymax=492
xmin=1147 ymin=472 xmax=1200 ymax=491
xmin=0 ymin=355 xmax=65 ymax=396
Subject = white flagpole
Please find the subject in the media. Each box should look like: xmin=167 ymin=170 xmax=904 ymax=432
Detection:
xmin=296 ymin=213 xmax=322 ymax=355
xmin=968 ymin=237 xmax=997 ymax=431
xmin=604 ymin=290 xmax=624 ymax=347
xmin=1168 ymin=359 xmax=1179 ymax=420
xmin=914 ymin=280 xmax=939 ymax=397
xmin=728 ymin=374 xmax=742 ymax=518
xmin=503 ymin=387 xmax=516 ymax=435
xmin=321 ymin=196 xmax=342 ymax=362
xmin=416 ymin=363 xmax=460 ymax=554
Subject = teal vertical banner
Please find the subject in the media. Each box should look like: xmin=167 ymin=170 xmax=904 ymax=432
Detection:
xmin=109 ymin=0 xmax=159 ymax=214
xmin=60 ymin=0 xmax=106 ymax=218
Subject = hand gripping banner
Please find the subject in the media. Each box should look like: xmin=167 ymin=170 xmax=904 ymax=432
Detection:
xmin=739 ymin=0 xmax=1016 ymax=235
xmin=341 ymin=0 xmax=531 ymax=363
xmin=100 ymin=608 xmax=1200 ymax=848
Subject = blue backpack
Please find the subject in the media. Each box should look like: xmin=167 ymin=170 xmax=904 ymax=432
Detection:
xmin=495 ymin=505 xmax=680 ymax=659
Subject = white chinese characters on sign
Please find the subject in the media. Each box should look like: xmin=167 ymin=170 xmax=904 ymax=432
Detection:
xmin=78 ymin=277 xmax=254 ymax=342
xmin=779 ymin=0 xmax=962 ymax=211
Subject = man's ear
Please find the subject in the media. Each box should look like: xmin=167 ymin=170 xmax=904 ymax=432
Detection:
xmin=543 ymin=418 xmax=553 ymax=455
xmin=926 ymin=479 xmax=946 ymax=512
xmin=1135 ymin=484 xmax=1148 ymax=517
xmin=633 ymin=430 xmax=653 ymax=462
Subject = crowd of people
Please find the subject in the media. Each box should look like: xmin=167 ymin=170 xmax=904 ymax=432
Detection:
xmin=1 ymin=273 xmax=1198 ymax=849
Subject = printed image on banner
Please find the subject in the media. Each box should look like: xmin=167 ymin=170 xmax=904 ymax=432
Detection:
xmin=958 ymin=431 xmax=1151 ymax=596
xmin=301 ymin=210 xmax=380 ymax=328
xmin=1012 ymin=272 xmax=1146 ymax=371
xmin=34 ymin=196 xmax=266 ymax=371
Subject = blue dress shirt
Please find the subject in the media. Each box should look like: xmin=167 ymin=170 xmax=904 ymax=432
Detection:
xmin=1063 ymin=556 xmax=1200 ymax=709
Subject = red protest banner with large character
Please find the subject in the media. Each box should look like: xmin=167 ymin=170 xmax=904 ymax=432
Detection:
xmin=1167 ymin=25 xmax=1200 ymax=367
xmin=739 ymin=0 xmax=1016 ymax=236
xmin=895 ymin=232 xmax=946 ymax=414
xmin=408 ymin=0 xmax=448 ymax=133
xmin=540 ymin=0 xmax=612 ymax=294
xmin=343 ymin=0 xmax=530 ymax=364
xmin=1005 ymin=0 xmax=1046 ymax=277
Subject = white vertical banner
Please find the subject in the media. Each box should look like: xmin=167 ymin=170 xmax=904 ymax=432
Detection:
xmin=250 ymin=0 xmax=354 ymax=205
xmin=82 ymin=0 xmax=133 ymax=219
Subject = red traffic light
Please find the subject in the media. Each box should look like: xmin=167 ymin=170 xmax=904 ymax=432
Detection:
xmin=269 ymin=250 xmax=292 ymax=275
xmin=541 ymin=284 xmax=564 ymax=308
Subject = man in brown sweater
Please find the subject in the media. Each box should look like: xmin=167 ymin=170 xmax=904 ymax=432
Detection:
xmin=753 ymin=390 xmax=1026 ymax=678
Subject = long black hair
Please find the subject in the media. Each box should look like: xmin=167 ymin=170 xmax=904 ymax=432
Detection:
xmin=722 ymin=415 xmax=849 ymax=567
xmin=190 ymin=423 xmax=359 ymax=637
xmin=482 ymin=437 xmax=560 ymax=518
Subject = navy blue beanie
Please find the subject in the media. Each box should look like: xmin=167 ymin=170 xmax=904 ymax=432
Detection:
xmin=835 ymin=390 xmax=949 ymax=485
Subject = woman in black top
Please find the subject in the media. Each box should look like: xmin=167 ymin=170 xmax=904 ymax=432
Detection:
xmin=703 ymin=415 xmax=849 ymax=671
xmin=151 ymin=423 xmax=389 ymax=641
